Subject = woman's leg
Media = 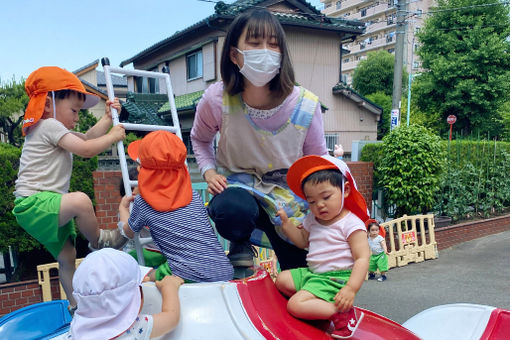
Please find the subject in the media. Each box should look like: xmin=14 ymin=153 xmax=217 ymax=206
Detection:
xmin=257 ymin=209 xmax=307 ymax=270
xmin=208 ymin=187 xmax=259 ymax=267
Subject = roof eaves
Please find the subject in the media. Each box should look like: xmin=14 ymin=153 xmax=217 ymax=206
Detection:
xmin=332 ymin=83 xmax=382 ymax=115
xmin=73 ymin=60 xmax=99 ymax=76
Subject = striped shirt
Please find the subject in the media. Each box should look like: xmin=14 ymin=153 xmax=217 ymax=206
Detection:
xmin=128 ymin=190 xmax=233 ymax=282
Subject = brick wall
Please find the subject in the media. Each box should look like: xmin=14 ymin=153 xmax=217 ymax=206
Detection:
xmin=93 ymin=162 xmax=374 ymax=229
xmin=0 ymin=278 xmax=61 ymax=316
xmin=435 ymin=214 xmax=510 ymax=250
xmin=93 ymin=170 xmax=123 ymax=230
xmin=346 ymin=161 xmax=373 ymax=213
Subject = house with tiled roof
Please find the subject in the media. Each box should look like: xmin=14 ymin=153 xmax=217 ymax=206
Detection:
xmin=119 ymin=0 xmax=381 ymax=157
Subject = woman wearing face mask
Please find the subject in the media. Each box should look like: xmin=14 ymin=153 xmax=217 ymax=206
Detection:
xmin=191 ymin=9 xmax=327 ymax=274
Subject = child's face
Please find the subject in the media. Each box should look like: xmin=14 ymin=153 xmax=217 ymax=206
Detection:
xmin=52 ymin=93 xmax=85 ymax=130
xmin=303 ymin=180 xmax=349 ymax=225
xmin=369 ymin=225 xmax=380 ymax=237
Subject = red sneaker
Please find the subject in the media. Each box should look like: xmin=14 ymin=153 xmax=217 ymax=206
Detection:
xmin=329 ymin=308 xmax=364 ymax=339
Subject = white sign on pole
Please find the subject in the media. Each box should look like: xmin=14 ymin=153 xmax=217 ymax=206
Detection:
xmin=390 ymin=109 xmax=400 ymax=130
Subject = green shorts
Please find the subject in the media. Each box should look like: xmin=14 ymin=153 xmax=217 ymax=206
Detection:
xmin=12 ymin=192 xmax=76 ymax=259
xmin=369 ymin=252 xmax=389 ymax=272
xmin=128 ymin=248 xmax=167 ymax=268
xmin=290 ymin=267 xmax=352 ymax=303
xmin=153 ymin=262 xmax=194 ymax=283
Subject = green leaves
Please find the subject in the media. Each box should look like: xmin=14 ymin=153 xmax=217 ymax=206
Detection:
xmin=414 ymin=0 xmax=510 ymax=137
xmin=352 ymin=51 xmax=407 ymax=97
xmin=379 ymin=125 xmax=446 ymax=217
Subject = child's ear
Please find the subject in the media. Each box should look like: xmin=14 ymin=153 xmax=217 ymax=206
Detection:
xmin=43 ymin=96 xmax=53 ymax=117
xmin=343 ymin=181 xmax=351 ymax=198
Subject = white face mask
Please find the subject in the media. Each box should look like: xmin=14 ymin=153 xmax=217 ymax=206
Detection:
xmin=236 ymin=48 xmax=281 ymax=87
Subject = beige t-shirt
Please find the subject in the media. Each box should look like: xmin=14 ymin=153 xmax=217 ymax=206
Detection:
xmin=14 ymin=118 xmax=72 ymax=197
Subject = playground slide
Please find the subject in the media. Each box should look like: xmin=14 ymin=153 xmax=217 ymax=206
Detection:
xmin=2 ymin=270 xmax=509 ymax=339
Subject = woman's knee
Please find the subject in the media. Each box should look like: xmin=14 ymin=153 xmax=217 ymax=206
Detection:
xmin=208 ymin=188 xmax=259 ymax=241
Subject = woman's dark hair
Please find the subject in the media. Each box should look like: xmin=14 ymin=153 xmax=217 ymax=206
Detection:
xmin=53 ymin=89 xmax=86 ymax=102
xmin=301 ymin=169 xmax=345 ymax=194
xmin=220 ymin=9 xmax=295 ymax=98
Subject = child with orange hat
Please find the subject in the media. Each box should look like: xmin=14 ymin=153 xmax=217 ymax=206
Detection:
xmin=275 ymin=155 xmax=370 ymax=339
xmin=118 ymin=130 xmax=234 ymax=283
xmin=12 ymin=66 xmax=127 ymax=313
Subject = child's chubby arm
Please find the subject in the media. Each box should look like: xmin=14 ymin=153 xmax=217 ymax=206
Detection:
xmin=84 ymin=98 xmax=122 ymax=140
xmin=150 ymin=275 xmax=184 ymax=339
xmin=58 ymin=123 xmax=125 ymax=158
xmin=118 ymin=195 xmax=135 ymax=239
xmin=334 ymin=229 xmax=369 ymax=312
xmin=276 ymin=208 xmax=309 ymax=249
xmin=380 ymin=237 xmax=389 ymax=254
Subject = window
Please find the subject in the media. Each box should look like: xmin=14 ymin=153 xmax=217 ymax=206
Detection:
xmin=415 ymin=26 xmax=421 ymax=34
xmin=413 ymin=61 xmax=420 ymax=69
xmin=361 ymin=8 xmax=367 ymax=17
xmin=416 ymin=9 xmax=422 ymax=18
xmin=187 ymin=50 xmax=203 ymax=81
xmin=336 ymin=1 xmax=341 ymax=9
xmin=360 ymin=41 xmax=366 ymax=49
xmin=343 ymin=58 xmax=350 ymax=63
xmin=387 ymin=15 xmax=394 ymax=25
xmin=135 ymin=68 xmax=160 ymax=94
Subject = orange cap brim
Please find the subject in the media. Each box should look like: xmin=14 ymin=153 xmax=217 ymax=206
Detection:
xmin=127 ymin=140 xmax=141 ymax=163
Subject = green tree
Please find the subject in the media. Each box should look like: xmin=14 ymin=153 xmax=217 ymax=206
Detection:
xmin=414 ymin=0 xmax=510 ymax=137
xmin=352 ymin=50 xmax=407 ymax=97
xmin=380 ymin=125 xmax=446 ymax=217
xmin=366 ymin=91 xmax=391 ymax=139
xmin=0 ymin=78 xmax=28 ymax=147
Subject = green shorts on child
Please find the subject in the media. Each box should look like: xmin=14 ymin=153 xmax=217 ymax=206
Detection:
xmin=290 ymin=267 xmax=352 ymax=303
xmin=12 ymin=192 xmax=76 ymax=259
xmin=369 ymin=252 xmax=389 ymax=272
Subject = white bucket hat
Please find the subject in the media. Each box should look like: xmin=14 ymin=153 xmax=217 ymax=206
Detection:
xmin=71 ymin=248 xmax=151 ymax=340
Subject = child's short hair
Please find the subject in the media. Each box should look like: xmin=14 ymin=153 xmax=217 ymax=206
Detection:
xmin=53 ymin=89 xmax=86 ymax=103
xmin=301 ymin=169 xmax=345 ymax=195
xmin=220 ymin=9 xmax=295 ymax=97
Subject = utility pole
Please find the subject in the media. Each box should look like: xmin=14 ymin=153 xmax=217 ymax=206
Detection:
xmin=391 ymin=0 xmax=407 ymax=130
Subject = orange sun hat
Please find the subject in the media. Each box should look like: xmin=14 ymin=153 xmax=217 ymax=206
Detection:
xmin=23 ymin=66 xmax=99 ymax=135
xmin=286 ymin=154 xmax=369 ymax=223
xmin=127 ymin=139 xmax=142 ymax=163
xmin=365 ymin=218 xmax=386 ymax=238
xmin=136 ymin=130 xmax=192 ymax=212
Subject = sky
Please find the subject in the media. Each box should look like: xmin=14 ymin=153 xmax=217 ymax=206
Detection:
xmin=0 ymin=0 xmax=323 ymax=83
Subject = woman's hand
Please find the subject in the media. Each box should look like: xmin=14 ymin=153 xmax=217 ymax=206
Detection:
xmin=204 ymin=169 xmax=227 ymax=195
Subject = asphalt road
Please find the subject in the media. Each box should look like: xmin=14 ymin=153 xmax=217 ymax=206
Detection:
xmin=355 ymin=230 xmax=510 ymax=324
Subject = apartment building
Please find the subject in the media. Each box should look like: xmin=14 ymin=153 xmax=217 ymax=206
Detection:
xmin=320 ymin=0 xmax=433 ymax=84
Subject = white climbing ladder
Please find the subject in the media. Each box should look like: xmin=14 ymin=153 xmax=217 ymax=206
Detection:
xmin=101 ymin=57 xmax=183 ymax=265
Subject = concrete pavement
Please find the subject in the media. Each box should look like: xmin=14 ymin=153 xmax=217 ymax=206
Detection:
xmin=355 ymin=230 xmax=510 ymax=324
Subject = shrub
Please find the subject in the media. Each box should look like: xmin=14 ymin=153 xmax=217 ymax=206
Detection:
xmin=379 ymin=125 xmax=446 ymax=217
